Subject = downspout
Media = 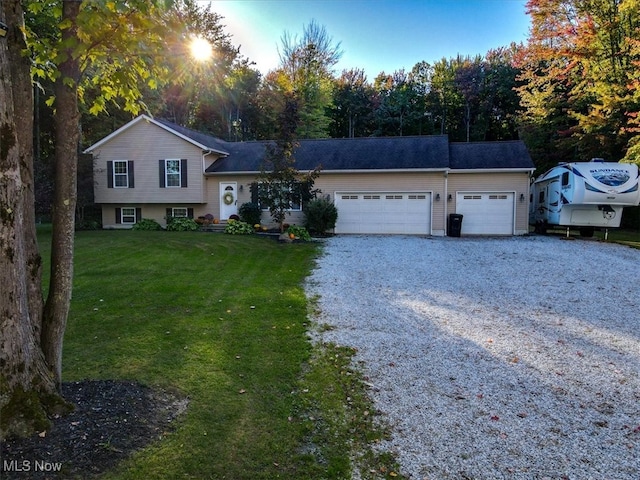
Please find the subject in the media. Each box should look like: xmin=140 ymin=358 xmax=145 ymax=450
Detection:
xmin=443 ymin=170 xmax=449 ymax=236
xmin=202 ymin=150 xmax=214 ymax=203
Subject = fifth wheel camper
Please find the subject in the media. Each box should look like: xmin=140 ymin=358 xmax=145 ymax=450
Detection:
xmin=529 ymin=159 xmax=640 ymax=236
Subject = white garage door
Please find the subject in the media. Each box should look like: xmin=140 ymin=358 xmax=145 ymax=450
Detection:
xmin=335 ymin=192 xmax=432 ymax=234
xmin=456 ymin=192 xmax=514 ymax=235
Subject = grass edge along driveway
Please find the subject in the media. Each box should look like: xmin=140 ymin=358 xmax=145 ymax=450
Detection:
xmin=41 ymin=229 xmax=401 ymax=480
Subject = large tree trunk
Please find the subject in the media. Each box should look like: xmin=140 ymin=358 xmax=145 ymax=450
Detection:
xmin=42 ymin=0 xmax=81 ymax=390
xmin=0 ymin=0 xmax=67 ymax=440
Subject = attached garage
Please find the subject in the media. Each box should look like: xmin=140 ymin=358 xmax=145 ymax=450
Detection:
xmin=335 ymin=192 xmax=432 ymax=234
xmin=456 ymin=192 xmax=515 ymax=235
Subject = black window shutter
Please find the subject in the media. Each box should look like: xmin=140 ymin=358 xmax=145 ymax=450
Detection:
xmin=107 ymin=161 xmax=113 ymax=188
xmin=180 ymin=159 xmax=188 ymax=187
xmin=187 ymin=208 xmax=194 ymax=218
xmin=166 ymin=208 xmax=172 ymax=219
xmin=128 ymin=161 xmax=135 ymax=188
xmin=159 ymin=160 xmax=165 ymax=188
xmin=135 ymin=208 xmax=142 ymax=222
xmin=115 ymin=208 xmax=121 ymax=224
xmin=250 ymin=182 xmax=258 ymax=204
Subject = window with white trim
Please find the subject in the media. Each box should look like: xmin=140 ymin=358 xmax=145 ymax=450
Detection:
xmin=257 ymin=183 xmax=302 ymax=211
xmin=113 ymin=160 xmax=129 ymax=188
xmin=107 ymin=160 xmax=134 ymax=189
xmin=121 ymin=207 xmax=136 ymax=224
xmin=165 ymin=159 xmax=181 ymax=187
xmin=172 ymin=207 xmax=188 ymax=218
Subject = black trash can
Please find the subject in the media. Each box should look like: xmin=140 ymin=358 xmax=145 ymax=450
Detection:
xmin=448 ymin=213 xmax=463 ymax=237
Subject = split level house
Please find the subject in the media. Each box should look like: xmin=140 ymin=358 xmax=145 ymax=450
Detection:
xmin=86 ymin=114 xmax=535 ymax=236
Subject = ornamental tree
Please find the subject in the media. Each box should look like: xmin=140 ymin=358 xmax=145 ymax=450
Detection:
xmin=256 ymin=93 xmax=321 ymax=232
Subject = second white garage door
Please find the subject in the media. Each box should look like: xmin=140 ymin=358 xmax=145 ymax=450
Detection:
xmin=335 ymin=192 xmax=432 ymax=234
xmin=456 ymin=192 xmax=514 ymax=235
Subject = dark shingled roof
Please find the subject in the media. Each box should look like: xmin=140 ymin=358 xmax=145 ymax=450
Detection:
xmin=155 ymin=119 xmax=533 ymax=173
xmin=155 ymin=119 xmax=230 ymax=153
xmin=206 ymin=135 xmax=451 ymax=173
xmin=449 ymin=141 xmax=534 ymax=170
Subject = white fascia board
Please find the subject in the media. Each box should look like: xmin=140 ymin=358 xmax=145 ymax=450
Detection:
xmin=83 ymin=115 xmax=150 ymax=153
xmin=207 ymin=168 xmax=449 ymax=176
xmin=83 ymin=114 xmax=229 ymax=156
xmin=204 ymin=171 xmax=261 ymax=176
xmin=150 ymin=118 xmax=229 ymax=156
xmin=320 ymin=168 xmax=449 ymax=174
xmin=449 ymin=168 xmax=535 ymax=174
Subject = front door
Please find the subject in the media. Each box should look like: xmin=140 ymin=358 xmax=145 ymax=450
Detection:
xmin=220 ymin=182 xmax=238 ymax=220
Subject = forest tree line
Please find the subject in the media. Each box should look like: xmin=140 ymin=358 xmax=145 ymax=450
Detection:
xmin=28 ymin=0 xmax=640 ymax=218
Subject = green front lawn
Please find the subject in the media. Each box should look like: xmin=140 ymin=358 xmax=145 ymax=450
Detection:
xmin=594 ymin=228 xmax=640 ymax=248
xmin=37 ymin=229 xmax=399 ymax=479
xmin=537 ymin=226 xmax=640 ymax=248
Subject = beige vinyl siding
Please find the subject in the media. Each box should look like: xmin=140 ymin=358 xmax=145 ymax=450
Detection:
xmin=204 ymin=175 xmax=304 ymax=227
xmin=208 ymin=171 xmax=448 ymax=232
xmin=93 ymin=120 xmax=208 ymax=204
xmin=448 ymin=172 xmax=530 ymax=234
xmin=101 ymin=204 xmax=217 ymax=229
xmin=316 ymin=172 xmax=447 ymax=234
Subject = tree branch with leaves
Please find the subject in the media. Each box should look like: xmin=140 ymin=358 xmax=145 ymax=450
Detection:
xmin=257 ymin=93 xmax=321 ymax=232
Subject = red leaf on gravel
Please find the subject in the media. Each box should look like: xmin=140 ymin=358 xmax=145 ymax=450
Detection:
xmin=491 ymin=415 xmax=500 ymax=421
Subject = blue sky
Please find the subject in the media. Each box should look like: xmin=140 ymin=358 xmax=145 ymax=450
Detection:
xmin=208 ymin=0 xmax=531 ymax=77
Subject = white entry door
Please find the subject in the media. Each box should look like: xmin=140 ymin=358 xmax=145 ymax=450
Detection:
xmin=220 ymin=182 xmax=238 ymax=220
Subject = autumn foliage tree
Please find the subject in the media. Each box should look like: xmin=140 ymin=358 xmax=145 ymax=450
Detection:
xmin=257 ymin=93 xmax=321 ymax=231
xmin=1 ymin=0 xmax=216 ymax=439
xmin=516 ymin=0 xmax=640 ymax=169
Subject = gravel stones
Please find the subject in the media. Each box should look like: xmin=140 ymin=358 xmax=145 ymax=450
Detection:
xmin=306 ymin=235 xmax=640 ymax=479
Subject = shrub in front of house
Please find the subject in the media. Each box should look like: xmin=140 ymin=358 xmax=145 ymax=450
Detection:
xmin=303 ymin=198 xmax=338 ymax=235
xmin=286 ymin=225 xmax=311 ymax=241
xmin=166 ymin=217 xmax=199 ymax=231
xmin=239 ymin=202 xmax=262 ymax=226
xmin=224 ymin=219 xmax=255 ymax=235
xmin=132 ymin=218 xmax=162 ymax=231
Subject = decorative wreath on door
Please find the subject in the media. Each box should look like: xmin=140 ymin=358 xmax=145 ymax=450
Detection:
xmin=223 ymin=192 xmax=235 ymax=205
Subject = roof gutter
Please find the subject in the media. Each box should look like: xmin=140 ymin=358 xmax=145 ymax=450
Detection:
xmin=450 ymin=168 xmax=536 ymax=174
xmin=206 ymin=168 xmax=450 ymax=176
xmin=202 ymin=150 xmax=215 ymax=174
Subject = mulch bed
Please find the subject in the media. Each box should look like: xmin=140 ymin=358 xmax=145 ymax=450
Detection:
xmin=0 ymin=380 xmax=188 ymax=479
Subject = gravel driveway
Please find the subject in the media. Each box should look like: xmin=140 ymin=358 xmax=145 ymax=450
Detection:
xmin=306 ymin=235 xmax=640 ymax=479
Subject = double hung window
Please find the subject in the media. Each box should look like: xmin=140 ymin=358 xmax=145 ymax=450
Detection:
xmin=113 ymin=160 xmax=129 ymax=187
xmin=159 ymin=159 xmax=187 ymax=188
xmin=165 ymin=159 xmax=181 ymax=187
xmin=257 ymin=183 xmax=302 ymax=211
xmin=107 ymin=160 xmax=134 ymax=188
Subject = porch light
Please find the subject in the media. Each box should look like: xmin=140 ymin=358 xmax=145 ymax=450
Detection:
xmin=447 ymin=194 xmax=452 ymax=201
xmin=520 ymin=193 xmax=525 ymax=202
xmin=0 ymin=22 xmax=8 ymax=38
xmin=239 ymin=184 xmax=243 ymax=192
xmin=435 ymin=193 xmax=440 ymax=201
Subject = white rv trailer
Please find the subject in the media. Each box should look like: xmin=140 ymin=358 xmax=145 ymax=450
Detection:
xmin=529 ymin=159 xmax=640 ymax=236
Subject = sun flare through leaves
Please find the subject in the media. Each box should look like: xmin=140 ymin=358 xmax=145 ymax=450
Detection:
xmin=189 ymin=35 xmax=213 ymax=62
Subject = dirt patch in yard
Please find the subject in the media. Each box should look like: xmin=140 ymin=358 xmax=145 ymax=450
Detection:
xmin=1 ymin=380 xmax=188 ymax=479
